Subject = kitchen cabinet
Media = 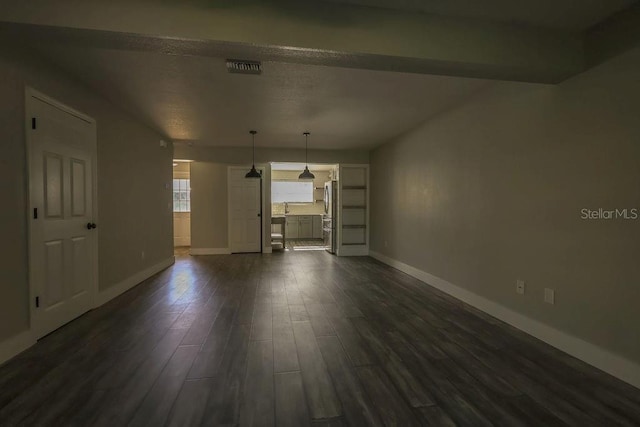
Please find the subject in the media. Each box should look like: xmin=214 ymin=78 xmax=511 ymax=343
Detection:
xmin=283 ymin=215 xmax=323 ymax=239
xmin=286 ymin=216 xmax=299 ymax=239
xmin=298 ymin=216 xmax=312 ymax=238
xmin=312 ymin=215 xmax=322 ymax=239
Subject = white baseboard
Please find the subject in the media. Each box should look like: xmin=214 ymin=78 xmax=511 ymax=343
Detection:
xmin=190 ymin=248 xmax=231 ymax=255
xmin=369 ymin=250 xmax=640 ymax=390
xmin=95 ymin=256 xmax=175 ymax=307
xmin=0 ymin=330 xmax=36 ymax=366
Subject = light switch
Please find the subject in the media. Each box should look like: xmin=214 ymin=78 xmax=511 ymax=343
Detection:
xmin=544 ymin=288 xmax=555 ymax=305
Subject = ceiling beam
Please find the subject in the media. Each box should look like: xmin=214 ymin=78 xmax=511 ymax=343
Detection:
xmin=586 ymin=2 xmax=640 ymax=68
xmin=0 ymin=0 xmax=584 ymax=83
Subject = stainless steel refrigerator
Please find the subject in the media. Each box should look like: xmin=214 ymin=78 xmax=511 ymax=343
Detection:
xmin=323 ymin=180 xmax=337 ymax=254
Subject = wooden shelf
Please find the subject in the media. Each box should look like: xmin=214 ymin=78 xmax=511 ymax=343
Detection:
xmin=342 ymin=225 xmax=366 ymax=229
xmin=342 ymin=242 xmax=366 ymax=246
xmin=343 ymin=205 xmax=366 ymax=209
xmin=343 ymin=185 xmax=367 ymax=190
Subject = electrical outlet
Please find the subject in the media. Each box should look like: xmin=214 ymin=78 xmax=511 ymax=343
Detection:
xmin=516 ymin=280 xmax=525 ymax=295
xmin=141 ymin=251 xmax=146 ymax=260
xmin=384 ymin=240 xmax=388 ymax=248
xmin=544 ymin=288 xmax=555 ymax=305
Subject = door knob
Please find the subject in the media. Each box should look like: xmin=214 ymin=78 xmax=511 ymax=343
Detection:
xmin=86 ymin=222 xmax=97 ymax=230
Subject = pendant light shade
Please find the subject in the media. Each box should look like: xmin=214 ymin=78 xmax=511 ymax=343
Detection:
xmin=299 ymin=132 xmax=315 ymax=180
xmin=245 ymin=130 xmax=261 ymax=178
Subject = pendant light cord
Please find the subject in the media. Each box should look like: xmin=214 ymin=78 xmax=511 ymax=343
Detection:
xmin=250 ymin=130 xmax=257 ymax=166
xmin=304 ymin=132 xmax=310 ymax=166
xmin=299 ymin=132 xmax=315 ymax=180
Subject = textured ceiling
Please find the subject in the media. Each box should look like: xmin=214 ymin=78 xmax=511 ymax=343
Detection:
xmin=325 ymin=0 xmax=636 ymax=30
xmin=36 ymin=44 xmax=490 ymax=150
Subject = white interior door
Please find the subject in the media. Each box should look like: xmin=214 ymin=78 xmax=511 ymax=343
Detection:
xmin=229 ymin=167 xmax=262 ymax=253
xmin=28 ymin=90 xmax=97 ymax=339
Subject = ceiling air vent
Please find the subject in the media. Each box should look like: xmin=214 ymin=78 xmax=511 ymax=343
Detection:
xmin=226 ymin=59 xmax=262 ymax=75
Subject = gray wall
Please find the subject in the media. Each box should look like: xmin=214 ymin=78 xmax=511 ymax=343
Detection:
xmin=370 ymin=49 xmax=640 ymax=364
xmin=190 ymin=162 xmax=228 ymax=250
xmin=0 ymin=42 xmax=173 ymax=342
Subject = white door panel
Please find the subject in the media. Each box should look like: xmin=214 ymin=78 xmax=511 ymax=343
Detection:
xmin=44 ymin=153 xmax=64 ymax=218
xmin=71 ymin=159 xmax=87 ymax=217
xmin=44 ymin=240 xmax=64 ymax=307
xmin=70 ymin=235 xmax=90 ymax=296
xmin=229 ymin=167 xmax=262 ymax=253
xmin=28 ymin=92 xmax=97 ymax=338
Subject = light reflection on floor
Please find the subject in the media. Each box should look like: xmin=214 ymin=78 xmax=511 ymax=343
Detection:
xmin=170 ymin=247 xmax=198 ymax=300
xmin=285 ymin=246 xmax=326 ymax=251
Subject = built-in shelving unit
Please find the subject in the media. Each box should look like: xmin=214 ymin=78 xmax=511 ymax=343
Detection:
xmin=338 ymin=164 xmax=369 ymax=256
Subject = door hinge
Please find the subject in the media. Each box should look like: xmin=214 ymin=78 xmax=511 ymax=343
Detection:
xmin=35 ymin=296 xmax=40 ymax=308
xmin=31 ymin=117 xmax=37 ymax=130
xmin=33 ymin=208 xmax=38 ymax=219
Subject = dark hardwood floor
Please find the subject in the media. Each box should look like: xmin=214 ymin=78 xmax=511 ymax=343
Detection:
xmin=1 ymin=250 xmax=640 ymax=426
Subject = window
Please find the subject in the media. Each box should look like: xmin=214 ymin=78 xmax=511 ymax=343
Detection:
xmin=271 ymin=181 xmax=313 ymax=203
xmin=173 ymin=179 xmax=191 ymax=212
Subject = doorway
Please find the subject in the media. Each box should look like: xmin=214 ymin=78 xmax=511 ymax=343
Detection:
xmin=26 ymin=88 xmax=98 ymax=339
xmin=173 ymin=160 xmax=191 ymax=253
xmin=270 ymin=162 xmax=337 ymax=252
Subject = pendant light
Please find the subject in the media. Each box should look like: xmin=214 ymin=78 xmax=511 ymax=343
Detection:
xmin=245 ymin=130 xmax=261 ymax=178
xmin=299 ymin=131 xmax=315 ymax=180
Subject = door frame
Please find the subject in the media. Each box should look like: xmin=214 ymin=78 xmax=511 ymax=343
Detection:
xmin=172 ymin=163 xmax=191 ymax=247
xmin=227 ymin=165 xmax=267 ymax=253
xmin=25 ymin=87 xmax=99 ymax=337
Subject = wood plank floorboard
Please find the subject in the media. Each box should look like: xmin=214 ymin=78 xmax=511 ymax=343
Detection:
xmin=166 ymin=378 xmax=214 ymax=427
xmin=239 ymin=340 xmax=275 ymax=426
xmin=0 ymin=251 xmax=638 ymax=426
xmin=292 ymin=320 xmax=342 ymax=420
xmin=316 ymin=336 xmax=384 ymax=427
xmin=275 ymin=371 xmax=312 ymax=427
